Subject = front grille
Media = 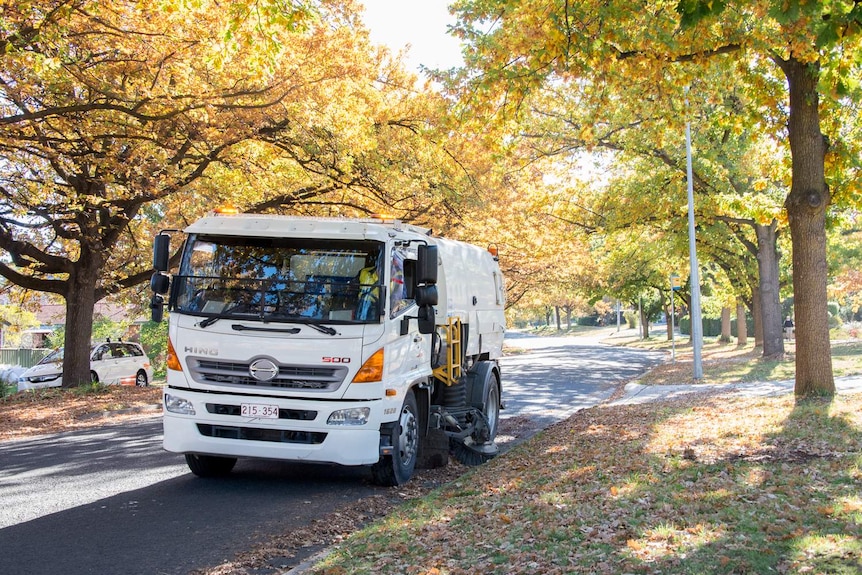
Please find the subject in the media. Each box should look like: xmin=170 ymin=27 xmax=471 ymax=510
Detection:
xmin=197 ymin=424 xmax=326 ymax=444
xmin=189 ymin=358 xmax=348 ymax=391
xmin=205 ymin=403 xmax=317 ymax=421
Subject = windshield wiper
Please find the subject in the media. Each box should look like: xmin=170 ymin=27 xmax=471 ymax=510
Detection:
xmin=259 ymin=311 xmax=339 ymax=335
xmin=306 ymin=323 xmax=338 ymax=335
xmin=198 ymin=302 xmax=247 ymax=328
xmin=283 ymin=318 xmax=338 ymax=335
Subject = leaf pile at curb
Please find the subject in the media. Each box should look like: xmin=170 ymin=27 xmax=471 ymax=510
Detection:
xmin=0 ymin=386 xmax=162 ymax=440
xmin=313 ymin=393 xmax=862 ymax=575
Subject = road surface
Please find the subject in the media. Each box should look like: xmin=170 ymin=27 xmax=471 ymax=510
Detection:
xmin=0 ymin=331 xmax=664 ymax=574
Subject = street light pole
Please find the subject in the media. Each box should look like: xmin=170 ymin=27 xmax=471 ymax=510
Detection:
xmin=685 ymin=118 xmax=704 ymax=380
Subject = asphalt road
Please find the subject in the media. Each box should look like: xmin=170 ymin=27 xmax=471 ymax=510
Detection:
xmin=0 ymin=332 xmax=664 ymax=575
xmin=500 ymin=330 xmax=665 ymax=428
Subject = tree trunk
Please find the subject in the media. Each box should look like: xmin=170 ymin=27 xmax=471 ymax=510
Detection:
xmin=720 ymin=307 xmax=731 ymax=343
xmin=752 ymin=286 xmax=763 ymax=348
xmin=736 ymin=299 xmax=748 ymax=346
xmin=555 ymin=306 xmax=561 ymax=330
xmin=640 ymin=304 xmax=649 ymax=339
xmin=779 ymin=56 xmax=835 ymax=396
xmin=754 ymin=222 xmax=784 ymax=357
xmin=62 ymin=258 xmax=100 ymax=387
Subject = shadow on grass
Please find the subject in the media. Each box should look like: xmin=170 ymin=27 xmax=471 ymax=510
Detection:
xmin=616 ymin=395 xmax=862 ymax=575
xmin=310 ymin=392 xmax=862 ymax=574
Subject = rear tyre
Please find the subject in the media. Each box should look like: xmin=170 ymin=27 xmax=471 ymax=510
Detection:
xmin=185 ymin=454 xmax=237 ymax=477
xmin=135 ymin=370 xmax=149 ymax=387
xmin=371 ymin=390 xmax=419 ymax=486
xmin=483 ymin=374 xmax=501 ymax=441
xmin=452 ymin=367 xmax=500 ymax=466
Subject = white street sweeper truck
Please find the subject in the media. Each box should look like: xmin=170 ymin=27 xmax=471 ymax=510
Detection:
xmin=149 ymin=210 xmax=506 ymax=485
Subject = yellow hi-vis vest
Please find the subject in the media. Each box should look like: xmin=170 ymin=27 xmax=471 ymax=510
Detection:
xmin=356 ymin=266 xmax=379 ymax=320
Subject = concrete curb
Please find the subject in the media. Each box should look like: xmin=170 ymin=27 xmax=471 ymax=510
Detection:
xmin=283 ymin=548 xmax=333 ymax=575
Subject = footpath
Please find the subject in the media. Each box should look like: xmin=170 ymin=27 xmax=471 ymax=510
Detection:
xmin=613 ymin=374 xmax=862 ymax=405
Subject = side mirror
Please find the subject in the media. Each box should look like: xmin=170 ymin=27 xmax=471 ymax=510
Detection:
xmin=153 ymin=234 xmax=171 ymax=272
xmin=417 ymin=244 xmax=438 ymax=285
xmin=150 ymin=294 xmax=165 ymax=323
xmin=151 ymin=272 xmax=170 ymax=295
xmin=415 ymin=285 xmax=438 ymax=307
xmin=417 ymin=305 xmax=435 ymax=335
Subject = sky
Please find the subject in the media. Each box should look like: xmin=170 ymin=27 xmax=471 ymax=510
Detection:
xmin=360 ymin=0 xmax=464 ymax=72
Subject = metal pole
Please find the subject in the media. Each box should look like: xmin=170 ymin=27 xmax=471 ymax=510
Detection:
xmin=671 ymin=287 xmax=676 ymax=363
xmin=638 ymin=297 xmax=643 ymax=339
xmin=685 ymin=118 xmax=704 ymax=379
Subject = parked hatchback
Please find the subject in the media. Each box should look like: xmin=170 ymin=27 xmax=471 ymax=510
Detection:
xmin=17 ymin=341 xmax=153 ymax=391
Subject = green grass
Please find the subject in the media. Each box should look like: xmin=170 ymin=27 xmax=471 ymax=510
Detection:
xmin=608 ymin=331 xmax=862 ymax=386
xmin=311 ymin=394 xmax=862 ymax=575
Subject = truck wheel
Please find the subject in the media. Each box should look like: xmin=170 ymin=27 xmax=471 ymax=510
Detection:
xmin=371 ymin=390 xmax=419 ymax=486
xmin=453 ymin=367 xmax=500 ymax=466
xmin=467 ymin=363 xmax=501 ymax=441
xmin=483 ymin=373 xmax=501 ymax=441
xmin=185 ymin=454 xmax=237 ymax=477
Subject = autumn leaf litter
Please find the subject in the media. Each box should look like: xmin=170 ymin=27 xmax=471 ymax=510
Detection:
xmin=185 ymin=385 xmax=862 ymax=575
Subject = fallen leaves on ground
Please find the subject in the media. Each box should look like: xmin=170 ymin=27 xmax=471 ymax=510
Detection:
xmin=190 ymin=414 xmax=547 ymax=575
xmin=311 ymin=392 xmax=862 ymax=575
xmin=0 ymin=385 xmax=162 ymax=441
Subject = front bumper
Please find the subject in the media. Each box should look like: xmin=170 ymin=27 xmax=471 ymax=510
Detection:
xmin=161 ymin=388 xmax=384 ymax=466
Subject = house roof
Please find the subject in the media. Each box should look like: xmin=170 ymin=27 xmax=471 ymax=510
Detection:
xmin=35 ymin=302 xmax=147 ymax=326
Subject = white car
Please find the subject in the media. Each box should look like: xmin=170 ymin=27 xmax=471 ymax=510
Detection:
xmin=17 ymin=341 xmax=153 ymax=391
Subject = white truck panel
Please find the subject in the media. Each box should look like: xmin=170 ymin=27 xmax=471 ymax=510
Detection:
xmin=431 ymin=237 xmax=505 ymax=357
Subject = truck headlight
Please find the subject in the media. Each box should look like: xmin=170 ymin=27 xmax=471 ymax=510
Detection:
xmin=327 ymin=407 xmax=370 ymax=426
xmin=164 ymin=393 xmax=196 ymax=415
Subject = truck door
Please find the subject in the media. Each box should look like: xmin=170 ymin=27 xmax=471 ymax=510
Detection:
xmin=388 ymin=246 xmax=428 ymax=383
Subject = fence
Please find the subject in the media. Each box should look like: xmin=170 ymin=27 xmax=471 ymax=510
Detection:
xmin=0 ymin=348 xmax=51 ymax=368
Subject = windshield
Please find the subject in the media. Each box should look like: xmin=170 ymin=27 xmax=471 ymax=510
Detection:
xmin=38 ymin=348 xmax=65 ymax=364
xmin=172 ymin=235 xmax=384 ymax=324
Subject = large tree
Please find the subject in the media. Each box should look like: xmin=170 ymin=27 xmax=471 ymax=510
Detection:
xmin=0 ymin=0 xmax=404 ymax=386
xmin=448 ymin=0 xmax=862 ymax=395
xmin=457 ymin=53 xmax=791 ymax=356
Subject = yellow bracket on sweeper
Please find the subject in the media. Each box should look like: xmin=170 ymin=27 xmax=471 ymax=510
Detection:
xmin=432 ymin=316 xmax=462 ymax=386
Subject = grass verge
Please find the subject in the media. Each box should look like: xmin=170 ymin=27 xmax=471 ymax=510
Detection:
xmin=606 ymin=330 xmax=862 ymax=386
xmin=311 ymin=392 xmax=862 ymax=575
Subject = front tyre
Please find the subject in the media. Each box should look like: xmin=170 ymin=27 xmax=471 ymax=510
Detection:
xmin=371 ymin=390 xmax=419 ymax=486
xmin=135 ymin=370 xmax=148 ymax=387
xmin=185 ymin=454 xmax=237 ymax=477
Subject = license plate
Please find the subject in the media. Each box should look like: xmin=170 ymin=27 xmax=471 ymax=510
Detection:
xmin=241 ymin=403 xmax=280 ymax=419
